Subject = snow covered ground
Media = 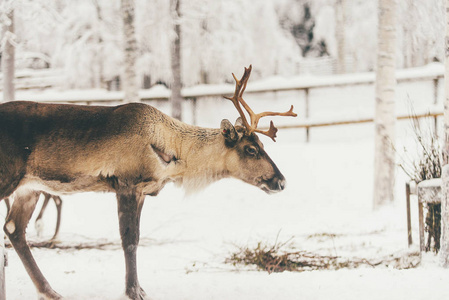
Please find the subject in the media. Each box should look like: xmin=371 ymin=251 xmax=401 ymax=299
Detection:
xmin=2 ymin=70 xmax=449 ymax=299
xmin=3 ymin=116 xmax=449 ymax=300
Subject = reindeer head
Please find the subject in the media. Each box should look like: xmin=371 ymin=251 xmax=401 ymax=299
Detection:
xmin=221 ymin=65 xmax=297 ymax=194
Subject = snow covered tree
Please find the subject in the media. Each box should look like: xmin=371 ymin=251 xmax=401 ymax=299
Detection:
xmin=121 ymin=0 xmax=140 ymax=102
xmin=13 ymin=0 xmax=61 ymax=70
xmin=398 ymin=0 xmax=444 ymax=68
xmin=5 ymin=0 xmax=448 ymax=89
xmin=49 ymin=0 xmax=121 ymax=89
xmin=5 ymin=0 xmax=305 ymax=88
xmin=335 ymin=0 xmax=346 ymax=74
xmin=440 ymin=0 xmax=449 ymax=268
xmin=177 ymin=0 xmax=301 ymax=85
xmin=277 ymin=0 xmax=328 ymax=58
xmin=1 ymin=0 xmax=15 ymax=102
xmin=170 ymin=0 xmax=182 ymax=120
xmin=92 ymin=0 xmax=106 ymax=89
xmin=373 ymin=0 xmax=397 ymax=209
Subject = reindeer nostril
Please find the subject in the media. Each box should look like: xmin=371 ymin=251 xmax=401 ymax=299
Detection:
xmin=259 ymin=175 xmax=286 ymax=193
xmin=278 ymin=179 xmax=286 ymax=191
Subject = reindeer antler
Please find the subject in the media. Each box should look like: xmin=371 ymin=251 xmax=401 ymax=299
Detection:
xmin=224 ymin=65 xmax=298 ymax=142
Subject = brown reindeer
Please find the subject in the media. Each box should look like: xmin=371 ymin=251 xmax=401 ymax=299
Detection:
xmin=0 ymin=65 xmax=296 ymax=299
xmin=2 ymin=192 xmax=62 ymax=240
xmin=35 ymin=192 xmax=63 ymax=240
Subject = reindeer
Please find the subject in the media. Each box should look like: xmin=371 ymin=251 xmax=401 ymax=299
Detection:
xmin=0 ymin=65 xmax=296 ymax=299
xmin=2 ymin=192 xmax=63 ymax=240
xmin=34 ymin=192 xmax=63 ymax=240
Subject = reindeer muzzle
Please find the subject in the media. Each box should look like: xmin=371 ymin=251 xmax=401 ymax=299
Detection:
xmin=259 ymin=173 xmax=286 ymax=194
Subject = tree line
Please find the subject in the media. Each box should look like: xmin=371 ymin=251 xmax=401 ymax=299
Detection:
xmin=0 ymin=0 xmax=445 ymax=90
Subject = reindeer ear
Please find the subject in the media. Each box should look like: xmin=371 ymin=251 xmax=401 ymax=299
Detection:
xmin=235 ymin=117 xmax=244 ymax=128
xmin=221 ymin=119 xmax=238 ymax=143
xmin=234 ymin=117 xmax=248 ymax=134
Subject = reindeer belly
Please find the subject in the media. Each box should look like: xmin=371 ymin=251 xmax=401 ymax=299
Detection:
xmin=20 ymin=162 xmax=168 ymax=196
xmin=21 ymin=130 xmax=170 ymax=195
xmin=18 ymin=174 xmax=113 ymax=195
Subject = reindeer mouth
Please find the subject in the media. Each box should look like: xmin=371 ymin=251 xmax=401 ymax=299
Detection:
xmin=260 ymin=184 xmax=277 ymax=194
xmin=257 ymin=176 xmax=286 ymax=194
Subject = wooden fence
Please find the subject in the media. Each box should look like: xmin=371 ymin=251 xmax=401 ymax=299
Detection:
xmin=6 ymin=64 xmax=445 ymax=142
xmin=191 ymin=66 xmax=444 ymax=141
xmin=0 ymin=69 xmax=63 ymax=91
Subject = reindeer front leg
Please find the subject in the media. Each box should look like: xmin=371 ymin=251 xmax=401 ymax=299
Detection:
xmin=4 ymin=190 xmax=62 ymax=299
xmin=117 ymin=191 xmax=147 ymax=300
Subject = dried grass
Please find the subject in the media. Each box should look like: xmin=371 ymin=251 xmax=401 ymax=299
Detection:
xmin=226 ymin=238 xmax=420 ymax=273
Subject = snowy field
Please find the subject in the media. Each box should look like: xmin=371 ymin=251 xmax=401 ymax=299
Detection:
xmin=3 ymin=118 xmax=449 ymax=300
xmin=2 ymin=70 xmax=449 ymax=299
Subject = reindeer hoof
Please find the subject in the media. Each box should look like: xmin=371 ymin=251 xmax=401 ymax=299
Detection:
xmin=125 ymin=286 xmax=151 ymax=300
xmin=38 ymin=289 xmax=63 ymax=300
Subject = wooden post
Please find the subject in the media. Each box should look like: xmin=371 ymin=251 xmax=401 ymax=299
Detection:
xmin=191 ymin=97 xmax=197 ymax=126
xmin=305 ymin=88 xmax=310 ymax=142
xmin=0 ymin=220 xmax=5 ymax=299
xmin=406 ymin=182 xmax=413 ymax=247
xmin=417 ymin=179 xmax=442 ymax=252
xmin=418 ymin=200 xmax=425 ymax=251
xmin=434 ymin=78 xmax=439 ymax=137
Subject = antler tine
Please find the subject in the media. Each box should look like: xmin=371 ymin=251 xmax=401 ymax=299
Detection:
xmin=252 ymin=105 xmax=298 ymax=126
xmin=253 ymin=121 xmax=278 ymax=142
xmin=224 ymin=65 xmax=253 ymax=130
xmin=249 ymin=105 xmax=297 ymax=142
xmin=239 ymin=66 xmax=251 ymax=98
xmin=224 ymin=65 xmax=298 ymax=142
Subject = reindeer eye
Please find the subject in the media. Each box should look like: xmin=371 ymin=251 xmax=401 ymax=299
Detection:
xmin=245 ymin=146 xmax=258 ymax=157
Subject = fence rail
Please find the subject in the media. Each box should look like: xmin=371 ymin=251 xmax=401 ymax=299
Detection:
xmin=266 ymin=111 xmax=443 ymax=143
xmin=273 ymin=111 xmax=443 ymax=129
xmin=3 ymin=64 xmax=445 ymax=141
xmin=0 ymin=69 xmax=63 ymax=91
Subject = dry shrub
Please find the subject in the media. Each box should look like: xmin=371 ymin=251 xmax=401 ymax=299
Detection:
xmin=226 ymin=241 xmax=347 ymax=273
xmin=398 ymin=113 xmax=441 ymax=253
xmin=226 ymin=238 xmax=420 ymax=273
xmin=398 ymin=114 xmax=441 ymax=182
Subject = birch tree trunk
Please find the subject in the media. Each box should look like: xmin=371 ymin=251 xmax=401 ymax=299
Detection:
xmin=121 ymin=0 xmax=140 ymax=102
xmin=335 ymin=0 xmax=346 ymax=74
xmin=0 ymin=230 xmax=4 ymax=300
xmin=93 ymin=0 xmax=105 ymax=89
xmin=170 ymin=0 xmax=183 ymax=121
xmin=373 ymin=0 xmax=397 ymax=209
xmin=439 ymin=0 xmax=449 ymax=268
xmin=1 ymin=3 xmax=15 ymax=102
xmin=0 ymin=4 xmax=13 ymax=295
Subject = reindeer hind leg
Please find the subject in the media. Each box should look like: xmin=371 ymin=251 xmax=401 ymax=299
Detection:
xmin=51 ymin=195 xmax=63 ymax=241
xmin=34 ymin=193 xmax=63 ymax=241
xmin=2 ymin=197 xmax=11 ymax=217
xmin=35 ymin=192 xmax=50 ymax=238
xmin=4 ymin=189 xmax=62 ymax=299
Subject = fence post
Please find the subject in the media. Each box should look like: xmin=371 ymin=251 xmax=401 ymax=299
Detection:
xmin=0 ymin=221 xmax=5 ymax=299
xmin=433 ymin=78 xmax=439 ymax=137
xmin=406 ymin=182 xmax=413 ymax=247
xmin=305 ymin=88 xmax=310 ymax=142
xmin=191 ymin=97 xmax=197 ymax=126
